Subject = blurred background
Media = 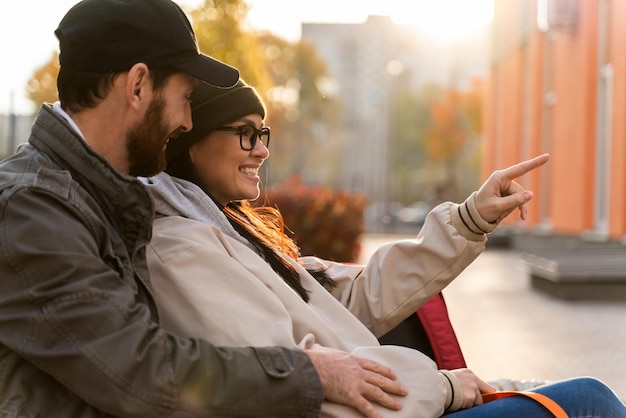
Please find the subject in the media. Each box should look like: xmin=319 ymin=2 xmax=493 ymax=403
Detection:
xmin=0 ymin=0 xmax=488 ymax=236
xmin=2 ymin=0 xmax=626 ymax=253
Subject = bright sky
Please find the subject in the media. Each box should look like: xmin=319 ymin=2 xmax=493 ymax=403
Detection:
xmin=0 ymin=0 xmax=493 ymax=114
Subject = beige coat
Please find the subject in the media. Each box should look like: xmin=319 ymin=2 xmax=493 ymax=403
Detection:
xmin=145 ymin=174 xmax=489 ymax=417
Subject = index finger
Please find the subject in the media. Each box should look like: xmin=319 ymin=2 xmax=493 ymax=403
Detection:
xmin=500 ymin=153 xmax=550 ymax=180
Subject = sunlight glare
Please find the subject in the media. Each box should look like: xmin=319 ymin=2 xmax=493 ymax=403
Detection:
xmin=388 ymin=0 xmax=494 ymax=41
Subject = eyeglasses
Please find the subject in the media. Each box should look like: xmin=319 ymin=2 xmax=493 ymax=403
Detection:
xmin=215 ymin=125 xmax=270 ymax=151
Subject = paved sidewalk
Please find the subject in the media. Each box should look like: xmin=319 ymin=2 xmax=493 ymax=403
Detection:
xmin=359 ymin=234 xmax=626 ymax=401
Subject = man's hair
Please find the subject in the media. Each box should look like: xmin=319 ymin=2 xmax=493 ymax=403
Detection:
xmin=57 ymin=66 xmax=179 ymax=113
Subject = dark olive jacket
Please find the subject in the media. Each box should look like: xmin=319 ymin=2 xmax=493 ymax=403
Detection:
xmin=0 ymin=105 xmax=323 ymax=418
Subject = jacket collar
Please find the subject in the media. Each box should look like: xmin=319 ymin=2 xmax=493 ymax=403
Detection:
xmin=29 ymin=104 xmax=154 ymax=250
xmin=142 ymin=172 xmax=253 ymax=250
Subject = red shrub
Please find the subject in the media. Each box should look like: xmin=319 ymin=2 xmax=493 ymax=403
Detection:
xmin=261 ymin=176 xmax=367 ymax=262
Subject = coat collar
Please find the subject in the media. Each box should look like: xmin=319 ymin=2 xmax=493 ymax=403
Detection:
xmin=29 ymin=104 xmax=154 ymax=251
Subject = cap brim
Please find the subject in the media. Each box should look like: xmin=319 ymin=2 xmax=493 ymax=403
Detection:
xmin=174 ymin=54 xmax=240 ymax=88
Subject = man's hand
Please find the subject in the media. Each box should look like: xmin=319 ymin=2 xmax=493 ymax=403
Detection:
xmin=305 ymin=346 xmax=407 ymax=418
xmin=475 ymin=153 xmax=550 ymax=223
xmin=450 ymin=368 xmax=496 ymax=409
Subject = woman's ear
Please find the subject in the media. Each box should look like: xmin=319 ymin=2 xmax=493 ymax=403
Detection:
xmin=126 ymin=63 xmax=151 ymax=110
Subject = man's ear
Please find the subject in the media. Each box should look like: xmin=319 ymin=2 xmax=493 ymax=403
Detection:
xmin=126 ymin=63 xmax=151 ymax=110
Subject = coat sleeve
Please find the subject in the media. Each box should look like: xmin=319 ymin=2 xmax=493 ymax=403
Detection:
xmin=146 ymin=217 xmax=454 ymax=418
xmin=0 ymin=188 xmax=323 ymax=418
xmin=300 ymin=202 xmax=487 ymax=338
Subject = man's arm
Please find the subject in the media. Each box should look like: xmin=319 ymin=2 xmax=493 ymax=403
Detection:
xmin=0 ymin=187 xmax=322 ymax=417
xmin=0 ymin=184 xmax=408 ymax=417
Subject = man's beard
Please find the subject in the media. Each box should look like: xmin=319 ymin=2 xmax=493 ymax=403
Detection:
xmin=126 ymin=95 xmax=175 ymax=177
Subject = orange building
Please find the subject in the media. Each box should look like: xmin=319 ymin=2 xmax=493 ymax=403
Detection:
xmin=485 ymin=0 xmax=626 ymax=247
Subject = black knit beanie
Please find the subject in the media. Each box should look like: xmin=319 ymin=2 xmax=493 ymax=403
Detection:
xmin=165 ymin=78 xmax=266 ymax=163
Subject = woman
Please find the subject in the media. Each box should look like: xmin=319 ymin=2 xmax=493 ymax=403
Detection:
xmin=142 ymin=80 xmax=625 ymax=417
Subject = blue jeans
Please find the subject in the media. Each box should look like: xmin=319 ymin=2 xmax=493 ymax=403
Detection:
xmin=447 ymin=377 xmax=626 ymax=417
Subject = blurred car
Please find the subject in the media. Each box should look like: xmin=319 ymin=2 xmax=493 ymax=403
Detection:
xmin=397 ymin=201 xmax=431 ymax=228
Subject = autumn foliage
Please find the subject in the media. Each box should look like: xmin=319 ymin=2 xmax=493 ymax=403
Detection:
xmin=26 ymin=52 xmax=60 ymax=111
xmin=425 ymin=79 xmax=483 ymax=161
xmin=260 ymin=176 xmax=367 ymax=263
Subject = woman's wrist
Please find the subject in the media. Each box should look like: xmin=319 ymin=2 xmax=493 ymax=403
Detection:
xmin=452 ymin=191 xmax=498 ymax=239
xmin=440 ymin=370 xmax=464 ymax=413
xmin=450 ymin=191 xmax=496 ymax=241
xmin=467 ymin=191 xmax=498 ymax=232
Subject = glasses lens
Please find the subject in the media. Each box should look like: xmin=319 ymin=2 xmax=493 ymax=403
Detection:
xmin=236 ymin=126 xmax=253 ymax=150
xmin=231 ymin=126 xmax=270 ymax=150
xmin=258 ymin=128 xmax=270 ymax=148
xmin=246 ymin=127 xmax=270 ymax=150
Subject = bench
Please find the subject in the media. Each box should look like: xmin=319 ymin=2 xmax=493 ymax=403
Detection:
xmin=523 ymin=248 xmax=626 ymax=299
xmin=379 ymin=291 xmax=549 ymax=391
xmin=378 ymin=293 xmax=467 ymax=370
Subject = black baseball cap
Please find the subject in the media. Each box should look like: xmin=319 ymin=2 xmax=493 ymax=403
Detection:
xmin=55 ymin=0 xmax=239 ymax=87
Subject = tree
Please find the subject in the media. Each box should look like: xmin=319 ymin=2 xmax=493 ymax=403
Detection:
xmin=254 ymin=34 xmax=337 ymax=186
xmin=188 ymin=0 xmax=270 ymax=91
xmin=388 ymin=84 xmax=442 ymax=204
xmin=26 ymin=52 xmax=59 ymax=112
xmin=424 ymin=79 xmax=484 ymax=201
xmin=187 ymin=0 xmax=332 ymax=186
xmin=25 ymin=0 xmax=333 ymax=188
xmin=386 ymin=80 xmax=483 ymax=204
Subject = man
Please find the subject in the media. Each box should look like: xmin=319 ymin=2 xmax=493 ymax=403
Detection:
xmin=0 ymin=0 xmax=405 ymax=416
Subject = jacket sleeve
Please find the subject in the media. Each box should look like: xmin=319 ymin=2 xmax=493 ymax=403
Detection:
xmin=0 ymin=187 xmax=323 ymax=417
xmin=146 ymin=216 xmax=461 ymax=418
xmin=300 ymin=201 xmax=488 ymax=338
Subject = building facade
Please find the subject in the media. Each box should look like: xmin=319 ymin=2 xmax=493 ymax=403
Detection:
xmin=485 ymin=0 xmax=626 ymax=245
xmin=302 ymin=16 xmax=488 ymax=209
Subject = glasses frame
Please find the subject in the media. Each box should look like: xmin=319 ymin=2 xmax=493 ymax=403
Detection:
xmin=215 ymin=125 xmax=271 ymax=151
